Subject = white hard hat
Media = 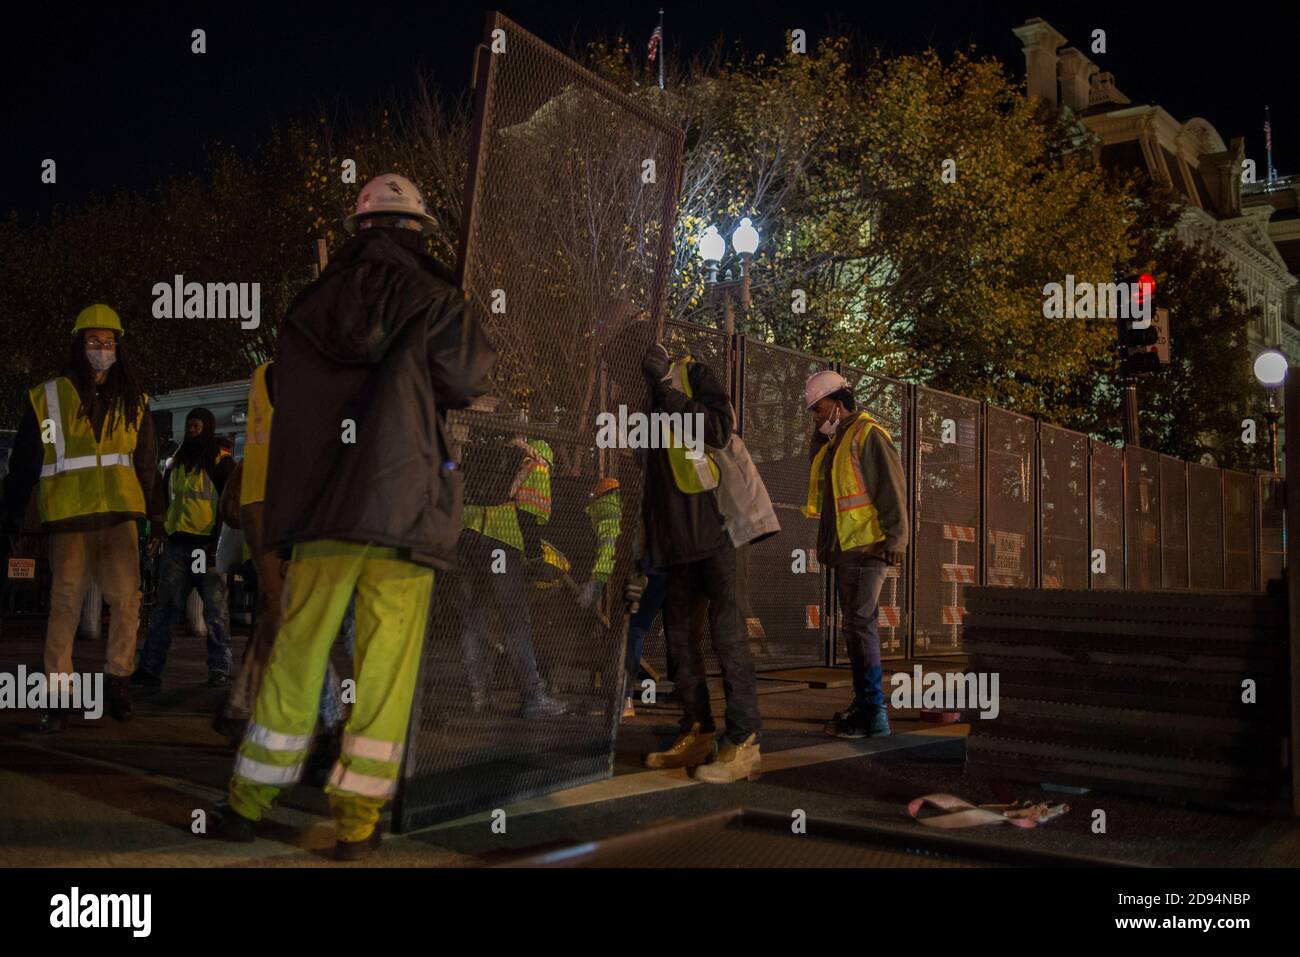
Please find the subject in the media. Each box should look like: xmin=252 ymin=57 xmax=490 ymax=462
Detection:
xmin=345 ymin=173 xmax=437 ymax=234
xmin=804 ymin=370 xmax=850 ymax=410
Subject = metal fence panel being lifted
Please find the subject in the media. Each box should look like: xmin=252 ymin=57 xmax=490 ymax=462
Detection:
xmin=739 ymin=340 xmax=830 ymax=668
xmin=1187 ymin=463 xmax=1225 ymax=591
xmin=984 ymin=407 xmax=1037 ymax=590
xmin=1089 ymin=440 xmax=1125 ymax=589
xmin=397 ymin=12 xmax=684 ymax=831
xmin=838 ymin=368 xmax=911 ymax=660
xmin=913 ymin=388 xmax=981 ymax=655
xmin=1159 ymin=455 xmax=1189 ymax=589
xmin=1124 ymin=446 xmax=1162 ymax=591
xmin=1038 ymin=425 xmax=1089 ymax=590
xmin=1222 ymin=469 xmax=1255 ymax=591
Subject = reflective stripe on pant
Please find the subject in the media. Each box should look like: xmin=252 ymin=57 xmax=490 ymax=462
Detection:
xmin=228 ymin=539 xmax=434 ymax=843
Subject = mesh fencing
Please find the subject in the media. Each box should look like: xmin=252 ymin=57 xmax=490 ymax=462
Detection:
xmin=1223 ymin=469 xmax=1255 ymax=591
xmin=1259 ymin=474 xmax=1285 ymax=586
xmin=838 ymin=368 xmax=911 ymax=660
xmin=399 ymin=12 xmax=684 ymax=830
xmin=1124 ymin=446 xmax=1161 ymax=591
xmin=739 ymin=340 xmax=829 ymax=668
xmin=1186 ymin=463 xmax=1224 ymax=591
xmin=984 ymin=407 xmax=1037 ymax=590
xmin=1038 ymin=425 xmax=1089 ymax=590
xmin=913 ymin=388 xmax=981 ymax=655
xmin=1089 ymin=440 xmax=1124 ymax=589
xmin=1159 ymin=455 xmax=1189 ymax=589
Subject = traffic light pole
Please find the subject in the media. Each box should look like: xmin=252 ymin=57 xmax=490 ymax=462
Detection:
xmin=1122 ymin=377 xmax=1141 ymax=447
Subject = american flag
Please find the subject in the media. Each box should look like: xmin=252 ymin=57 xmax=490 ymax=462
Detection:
xmin=647 ymin=25 xmax=662 ymax=62
xmin=1265 ymin=117 xmax=1273 ymax=152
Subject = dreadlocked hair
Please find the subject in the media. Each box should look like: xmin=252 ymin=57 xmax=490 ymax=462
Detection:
xmin=64 ymin=332 xmax=146 ymax=437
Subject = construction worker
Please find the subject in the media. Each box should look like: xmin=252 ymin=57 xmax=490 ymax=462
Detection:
xmin=0 ymin=304 xmax=160 ymax=731
xmin=216 ymin=173 xmax=494 ymax=858
xmin=578 ymin=475 xmax=621 ymax=609
xmin=803 ymin=371 xmax=908 ymax=738
xmin=132 ymin=407 xmax=236 ymax=687
xmin=457 ymin=435 xmax=568 ymax=717
xmin=639 ymin=344 xmax=762 ymax=783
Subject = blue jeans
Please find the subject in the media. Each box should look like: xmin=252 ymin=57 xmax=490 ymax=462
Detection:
xmin=138 ymin=539 xmax=233 ymax=678
xmin=625 ymin=566 xmax=668 ymax=683
xmin=836 ymin=559 xmax=888 ymax=708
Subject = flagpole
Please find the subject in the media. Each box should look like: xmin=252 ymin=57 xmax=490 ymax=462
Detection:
xmin=1266 ymin=105 xmax=1276 ymax=183
xmin=655 ymin=7 xmax=665 ymax=91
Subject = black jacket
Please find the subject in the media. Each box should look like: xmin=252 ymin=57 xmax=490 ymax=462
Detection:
xmin=811 ymin=412 xmax=909 ymax=565
xmin=642 ymin=359 xmax=734 ymax=567
xmin=262 ymin=228 xmax=495 ymax=569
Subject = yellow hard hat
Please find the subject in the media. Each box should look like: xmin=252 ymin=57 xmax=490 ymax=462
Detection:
xmin=72 ymin=304 xmax=124 ymax=337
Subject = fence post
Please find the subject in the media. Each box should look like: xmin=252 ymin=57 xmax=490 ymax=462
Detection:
xmin=1284 ymin=379 xmax=1299 ymax=815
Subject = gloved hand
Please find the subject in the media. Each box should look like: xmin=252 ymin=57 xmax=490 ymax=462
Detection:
xmin=577 ymin=579 xmax=606 ymax=608
xmin=641 ymin=343 xmax=670 ymax=382
xmin=623 ymin=573 xmax=648 ymax=614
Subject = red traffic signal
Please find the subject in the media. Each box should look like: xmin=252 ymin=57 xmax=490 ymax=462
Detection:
xmin=1133 ymin=273 xmax=1156 ymax=310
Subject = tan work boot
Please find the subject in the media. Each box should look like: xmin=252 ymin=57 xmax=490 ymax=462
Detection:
xmin=644 ymin=723 xmax=717 ymax=769
xmin=694 ymin=733 xmax=761 ymax=784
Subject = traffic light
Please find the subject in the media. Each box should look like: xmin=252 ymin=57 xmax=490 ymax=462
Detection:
xmin=1118 ymin=273 xmax=1160 ymax=374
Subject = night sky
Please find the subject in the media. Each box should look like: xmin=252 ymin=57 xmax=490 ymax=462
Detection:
xmin=4 ymin=1 xmax=1296 ymax=221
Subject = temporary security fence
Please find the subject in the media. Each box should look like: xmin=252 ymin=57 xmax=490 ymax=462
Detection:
xmin=397 ymin=12 xmax=684 ymax=831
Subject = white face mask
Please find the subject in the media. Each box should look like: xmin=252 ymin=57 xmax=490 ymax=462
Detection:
xmin=86 ymin=349 xmax=117 ymax=373
xmin=818 ymin=408 xmax=841 ymax=437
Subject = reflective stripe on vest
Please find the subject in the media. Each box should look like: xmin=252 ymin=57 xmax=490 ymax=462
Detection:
xmin=664 ymin=359 xmax=720 ymax=494
xmin=28 ymin=377 xmax=146 ymax=524
xmin=166 ymin=462 xmax=218 ymax=536
xmin=240 ymin=361 xmax=273 ymax=507
xmin=463 ymin=449 xmax=551 ymax=551
xmin=803 ymin=412 xmax=891 ymax=552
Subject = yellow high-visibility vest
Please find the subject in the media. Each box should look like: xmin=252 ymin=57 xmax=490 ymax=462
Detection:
xmin=663 ymin=358 xmax=720 ymax=494
xmin=463 ymin=452 xmax=552 ymax=552
xmin=166 ymin=462 xmax=219 ymax=536
xmin=803 ymin=411 xmax=891 ymax=551
xmin=240 ymin=361 xmax=273 ymax=507
xmin=27 ymin=377 xmax=147 ymax=524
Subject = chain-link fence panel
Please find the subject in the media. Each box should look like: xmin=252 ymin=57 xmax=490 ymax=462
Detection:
xmin=1159 ymin=455 xmax=1189 ymax=589
xmin=984 ymin=407 xmax=1036 ymax=590
xmin=836 ymin=368 xmax=911 ymax=660
xmin=1186 ymin=463 xmax=1224 ymax=591
xmin=1089 ymin=440 xmax=1124 ymax=589
xmin=1258 ymin=473 xmax=1285 ymax=587
xmin=1038 ymin=425 xmax=1089 ymax=590
xmin=1124 ymin=446 xmax=1161 ymax=591
xmin=1223 ymin=469 xmax=1255 ymax=591
xmin=913 ymin=388 xmax=981 ymax=655
xmin=737 ymin=340 xmax=829 ymax=668
xmin=398 ymin=13 xmax=684 ymax=831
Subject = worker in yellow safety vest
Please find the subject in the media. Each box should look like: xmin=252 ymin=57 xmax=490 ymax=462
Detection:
xmin=803 ymin=370 xmax=908 ymax=739
xmin=457 ymin=435 xmax=569 ymax=717
xmin=133 ymin=405 xmax=237 ymax=687
xmin=1 ymin=304 xmax=161 ymax=731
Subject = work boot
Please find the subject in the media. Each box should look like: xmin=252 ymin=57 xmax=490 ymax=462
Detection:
xmin=214 ymin=803 xmax=257 ymax=843
xmin=519 ymin=689 xmax=568 ymax=718
xmin=129 ymin=668 xmax=161 ymax=689
xmin=622 ymin=697 xmax=636 ymax=720
xmin=36 ymin=708 xmax=67 ymax=734
xmin=212 ymin=714 xmax=248 ymax=743
xmin=644 ymin=723 xmax=716 ymax=769
xmin=694 ymin=733 xmax=761 ymax=784
xmin=206 ymin=672 xmax=229 ymax=689
xmin=334 ymin=826 xmax=382 ymax=862
xmin=106 ymin=675 xmax=133 ymax=722
xmin=827 ymin=702 xmax=890 ymax=739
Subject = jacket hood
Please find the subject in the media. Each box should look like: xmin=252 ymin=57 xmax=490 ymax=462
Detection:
xmin=288 ymin=229 xmax=453 ymax=366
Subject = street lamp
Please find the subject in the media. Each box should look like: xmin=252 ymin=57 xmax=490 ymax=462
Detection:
xmin=1253 ymin=348 xmax=1288 ymax=473
xmin=697 ymin=217 xmax=760 ymax=335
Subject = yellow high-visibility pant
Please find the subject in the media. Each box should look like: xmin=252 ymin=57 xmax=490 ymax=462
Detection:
xmin=228 ymin=539 xmax=434 ymax=842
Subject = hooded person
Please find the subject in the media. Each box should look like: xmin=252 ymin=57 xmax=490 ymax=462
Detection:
xmin=132 ymin=405 xmax=237 ymax=687
xmin=216 ymin=173 xmax=495 ymax=860
xmin=1 ymin=304 xmax=161 ymax=730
